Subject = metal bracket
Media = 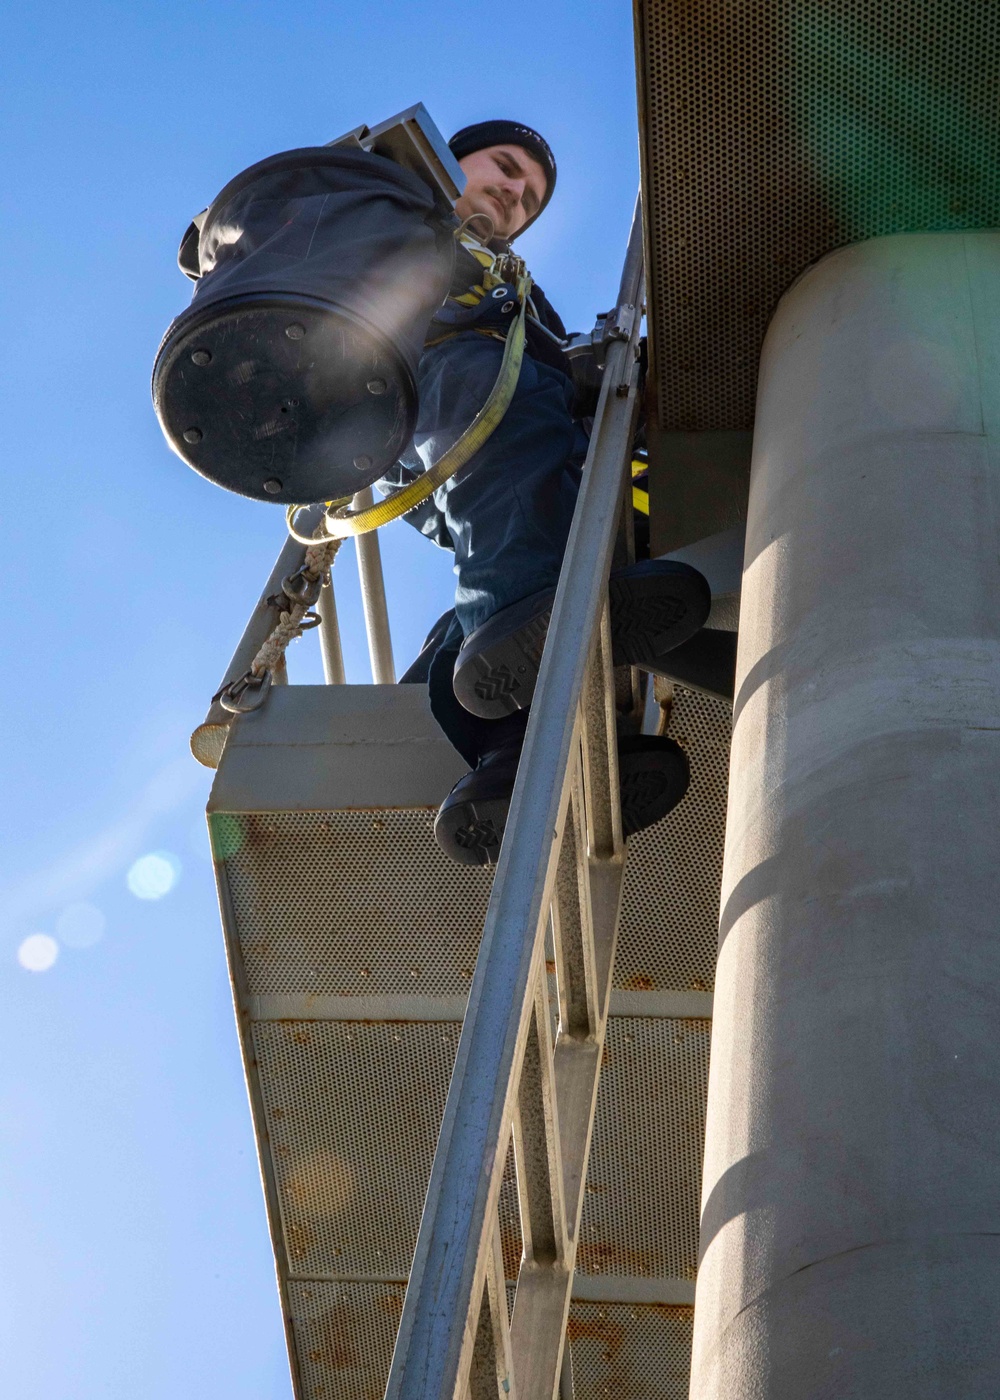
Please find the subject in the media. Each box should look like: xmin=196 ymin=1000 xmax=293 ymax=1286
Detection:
xmin=326 ymin=102 xmax=466 ymax=209
xmin=602 ymin=302 xmax=637 ymax=345
xmin=565 ymin=303 xmax=640 ymax=387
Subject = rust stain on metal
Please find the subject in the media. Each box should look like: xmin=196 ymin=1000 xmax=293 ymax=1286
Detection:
xmin=285 ymin=1220 xmax=315 ymax=1263
xmin=566 ymin=1313 xmax=626 ymax=1358
xmin=576 ymin=1239 xmax=655 ymax=1276
xmin=308 ymin=1302 xmax=360 ymax=1371
xmin=499 ymin=1218 xmax=523 ymax=1281
xmin=245 ymin=814 xmax=280 ymax=842
xmin=651 ymin=1302 xmax=693 ymax=1321
xmin=622 ymin=972 xmax=656 ymax=991
xmin=376 ymin=1287 xmax=405 ymax=1318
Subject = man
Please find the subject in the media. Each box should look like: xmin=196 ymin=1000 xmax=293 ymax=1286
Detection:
xmin=451 ymin=128 xmax=549 ymax=241
xmin=384 ymin=120 xmax=711 ymax=865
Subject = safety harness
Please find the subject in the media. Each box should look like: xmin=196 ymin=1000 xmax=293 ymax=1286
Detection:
xmin=210 ymin=234 xmax=537 ymax=717
xmin=286 ymin=233 xmax=533 ymax=545
xmin=632 ymin=456 xmax=650 ymax=518
xmin=212 ymin=242 xmax=647 ymax=718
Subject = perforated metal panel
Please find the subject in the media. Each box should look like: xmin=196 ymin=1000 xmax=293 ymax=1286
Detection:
xmin=211 ymin=682 xmax=730 ymax=1398
xmin=636 ymin=0 xmax=1000 ymax=430
xmin=215 ymin=809 xmax=492 ymax=996
xmin=616 ymin=688 xmax=730 ymax=993
xmin=578 ymin=1018 xmax=710 ymax=1282
xmin=566 ymin=1302 xmax=694 ymax=1400
xmin=497 ymin=1140 xmax=523 ymax=1288
xmin=253 ymin=1021 xmax=461 ymax=1279
xmin=289 ymin=1280 xmax=406 ymax=1400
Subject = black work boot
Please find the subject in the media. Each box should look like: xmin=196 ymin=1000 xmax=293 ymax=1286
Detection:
xmin=433 ymin=740 xmax=523 ymax=867
xmin=452 ymin=560 xmax=711 ymax=720
xmin=434 ymin=733 xmax=690 ymax=867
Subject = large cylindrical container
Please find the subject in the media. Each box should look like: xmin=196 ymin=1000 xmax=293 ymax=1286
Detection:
xmin=692 ymin=231 xmax=1000 ymax=1397
xmin=152 ymin=145 xmax=456 ymax=504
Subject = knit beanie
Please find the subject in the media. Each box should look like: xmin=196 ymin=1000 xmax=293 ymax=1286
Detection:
xmin=448 ymin=120 xmax=557 ymax=237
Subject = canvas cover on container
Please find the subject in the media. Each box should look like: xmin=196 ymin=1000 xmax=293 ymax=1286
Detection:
xmin=153 ymin=145 xmax=456 ymax=503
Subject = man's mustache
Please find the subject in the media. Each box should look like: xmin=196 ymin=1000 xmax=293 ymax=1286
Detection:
xmin=482 ymin=184 xmax=514 ymax=219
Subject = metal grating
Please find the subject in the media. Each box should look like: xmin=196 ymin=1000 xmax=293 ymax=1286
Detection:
xmin=616 ymin=687 xmax=730 ymax=993
xmin=213 ymin=681 xmax=732 ymax=1397
xmin=577 ymin=1018 xmax=710 ymax=1282
xmin=254 ymin=1021 xmax=461 ymax=1279
xmin=286 ymin=1293 xmax=697 ymax=1400
xmin=497 ymin=1140 xmax=523 ymax=1289
xmin=636 ymin=0 xmax=1000 ymax=430
xmin=215 ymin=809 xmax=493 ymax=996
xmin=289 ymin=1280 xmax=406 ymax=1400
xmin=566 ymin=1302 xmax=694 ymax=1400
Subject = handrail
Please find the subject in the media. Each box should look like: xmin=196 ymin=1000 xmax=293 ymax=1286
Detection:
xmin=353 ymin=486 xmax=396 ymax=682
xmin=191 ymin=503 xmax=329 ymax=768
xmin=190 ymin=486 xmax=399 ymax=766
xmin=317 ymin=578 xmax=347 ymax=685
xmin=383 ymin=197 xmax=645 ymax=1400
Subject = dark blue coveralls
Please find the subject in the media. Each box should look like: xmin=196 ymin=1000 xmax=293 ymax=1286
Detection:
xmin=380 ymin=269 xmax=588 ymax=767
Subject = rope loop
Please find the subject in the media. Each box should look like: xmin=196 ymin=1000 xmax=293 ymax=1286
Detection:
xmin=214 ymin=526 xmax=344 ymax=716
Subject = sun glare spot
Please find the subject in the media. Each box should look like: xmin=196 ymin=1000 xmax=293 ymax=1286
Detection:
xmin=56 ymin=902 xmax=106 ymax=949
xmin=18 ymin=934 xmax=59 ymax=972
xmin=127 ymin=851 xmax=181 ymax=901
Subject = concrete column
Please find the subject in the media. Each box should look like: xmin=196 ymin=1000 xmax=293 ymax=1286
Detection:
xmin=691 ymin=232 xmax=1000 ymax=1398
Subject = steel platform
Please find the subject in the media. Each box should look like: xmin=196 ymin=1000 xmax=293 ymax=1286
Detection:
xmin=208 ymin=682 xmax=730 ymax=1400
xmin=637 ymin=0 xmax=1000 ymax=553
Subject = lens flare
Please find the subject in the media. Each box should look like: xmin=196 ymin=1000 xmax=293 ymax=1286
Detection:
xmin=18 ymin=933 xmax=59 ymax=972
xmin=56 ymin=902 xmax=106 ymax=949
xmin=126 ymin=851 xmax=181 ymax=900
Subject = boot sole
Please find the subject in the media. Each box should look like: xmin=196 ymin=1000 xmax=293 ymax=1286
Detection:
xmin=434 ymin=736 xmax=691 ymax=865
xmin=608 ymin=565 xmax=710 ymax=668
xmin=453 ymin=563 xmax=710 ymax=720
xmin=434 ymin=796 xmax=510 ymax=867
xmin=452 ymin=596 xmax=553 ymax=720
xmin=617 ymin=735 xmax=690 ymax=837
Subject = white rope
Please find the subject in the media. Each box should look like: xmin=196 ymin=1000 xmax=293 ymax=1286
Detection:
xmin=248 ymin=534 xmax=343 ymax=679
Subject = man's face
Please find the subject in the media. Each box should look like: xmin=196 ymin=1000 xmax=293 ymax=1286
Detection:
xmin=454 ymin=144 xmax=548 ymax=240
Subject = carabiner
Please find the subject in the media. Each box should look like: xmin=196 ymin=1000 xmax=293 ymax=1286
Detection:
xmin=215 ymin=669 xmax=273 ymax=715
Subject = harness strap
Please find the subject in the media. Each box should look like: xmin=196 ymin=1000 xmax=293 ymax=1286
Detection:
xmin=631 ymin=458 xmax=650 ymax=517
xmin=287 ymin=264 xmax=532 ymax=543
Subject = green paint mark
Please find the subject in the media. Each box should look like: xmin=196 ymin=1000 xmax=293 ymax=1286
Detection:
xmin=208 ymin=812 xmax=245 ymax=861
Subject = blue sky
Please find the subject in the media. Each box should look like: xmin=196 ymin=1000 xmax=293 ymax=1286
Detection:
xmin=0 ymin=3 xmax=639 ymax=1395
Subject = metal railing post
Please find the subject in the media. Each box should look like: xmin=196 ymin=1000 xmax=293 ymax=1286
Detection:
xmin=317 ymin=578 xmax=347 ymax=684
xmin=353 ymin=486 xmax=396 ymax=683
xmin=190 ymin=503 xmax=325 ymax=769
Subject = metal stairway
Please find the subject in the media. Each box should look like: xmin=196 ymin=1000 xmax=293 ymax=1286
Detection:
xmin=202 ymin=203 xmax=730 ymax=1400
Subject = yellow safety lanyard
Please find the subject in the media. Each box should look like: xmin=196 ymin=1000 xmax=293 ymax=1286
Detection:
xmin=632 ymin=458 xmax=650 ymax=517
xmin=287 ymin=237 xmax=532 ymax=544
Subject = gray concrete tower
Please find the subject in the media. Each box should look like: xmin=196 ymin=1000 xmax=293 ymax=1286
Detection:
xmin=692 ymin=231 xmax=1000 ymax=1397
